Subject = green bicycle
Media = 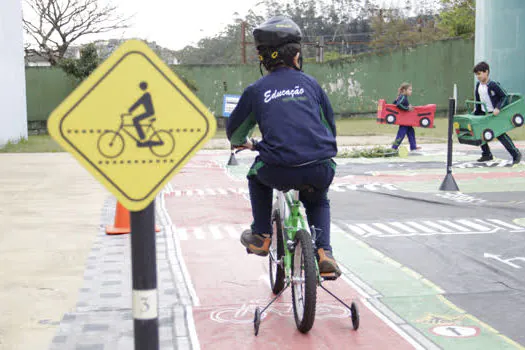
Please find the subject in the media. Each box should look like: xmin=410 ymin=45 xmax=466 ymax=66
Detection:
xmin=247 ymin=175 xmax=360 ymax=335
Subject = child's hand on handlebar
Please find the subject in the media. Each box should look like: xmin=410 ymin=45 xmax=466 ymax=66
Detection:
xmin=233 ymin=138 xmax=258 ymax=151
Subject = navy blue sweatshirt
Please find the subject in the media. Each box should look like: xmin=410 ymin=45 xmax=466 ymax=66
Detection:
xmin=474 ymin=80 xmax=508 ymax=114
xmin=226 ymin=67 xmax=337 ymax=166
xmin=393 ymin=94 xmax=410 ymax=111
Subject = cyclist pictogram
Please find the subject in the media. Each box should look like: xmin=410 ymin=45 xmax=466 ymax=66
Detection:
xmin=97 ymin=81 xmax=175 ymax=158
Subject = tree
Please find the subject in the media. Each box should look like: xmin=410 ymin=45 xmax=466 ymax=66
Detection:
xmin=23 ymin=0 xmax=130 ymax=65
xmin=438 ymin=0 xmax=475 ymax=37
xmin=59 ymin=43 xmax=100 ymax=80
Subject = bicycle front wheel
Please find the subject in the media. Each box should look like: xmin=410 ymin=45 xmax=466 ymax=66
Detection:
xmin=97 ymin=131 xmax=124 ymax=159
xmin=269 ymin=209 xmax=285 ymax=294
xmin=291 ymin=229 xmax=317 ymax=333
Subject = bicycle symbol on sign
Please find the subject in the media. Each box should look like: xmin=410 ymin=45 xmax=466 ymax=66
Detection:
xmin=97 ymin=81 xmax=175 ymax=158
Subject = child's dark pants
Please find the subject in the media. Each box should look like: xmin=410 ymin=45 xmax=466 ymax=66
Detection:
xmin=247 ymin=157 xmax=335 ymax=251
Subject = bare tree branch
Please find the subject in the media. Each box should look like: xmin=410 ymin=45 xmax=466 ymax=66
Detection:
xmin=23 ymin=0 xmax=131 ymax=65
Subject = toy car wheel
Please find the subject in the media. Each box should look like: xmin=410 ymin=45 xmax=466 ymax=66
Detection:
xmin=512 ymin=114 xmax=524 ymax=127
xmin=386 ymin=114 xmax=396 ymax=124
xmin=483 ymin=129 xmax=494 ymax=142
xmin=420 ymin=117 xmax=431 ymax=128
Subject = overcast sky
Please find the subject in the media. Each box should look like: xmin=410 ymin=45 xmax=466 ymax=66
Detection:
xmin=22 ymin=0 xmax=418 ymax=51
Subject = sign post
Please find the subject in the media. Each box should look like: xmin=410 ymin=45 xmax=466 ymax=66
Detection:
xmin=47 ymin=40 xmax=216 ymax=349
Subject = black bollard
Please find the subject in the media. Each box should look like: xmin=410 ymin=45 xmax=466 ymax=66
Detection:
xmin=439 ymin=98 xmax=460 ymax=191
xmin=227 ymin=145 xmax=239 ymax=166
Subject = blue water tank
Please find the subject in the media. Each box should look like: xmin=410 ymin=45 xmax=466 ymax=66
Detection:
xmin=475 ymin=0 xmax=525 ymax=94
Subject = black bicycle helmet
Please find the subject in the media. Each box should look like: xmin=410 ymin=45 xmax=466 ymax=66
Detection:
xmin=253 ymin=16 xmax=303 ymax=73
xmin=253 ymin=16 xmax=302 ymax=49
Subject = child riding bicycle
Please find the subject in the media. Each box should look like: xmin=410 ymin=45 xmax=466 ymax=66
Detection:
xmin=226 ymin=16 xmax=341 ymax=277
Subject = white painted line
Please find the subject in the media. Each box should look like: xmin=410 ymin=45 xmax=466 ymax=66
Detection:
xmin=217 ymin=188 xmax=228 ymax=195
xmin=487 ymin=219 xmax=525 ymax=231
xmin=193 ymin=227 xmax=205 ymax=240
xmin=355 ymin=223 xmax=384 ymax=237
xmin=382 ymin=184 xmax=398 ymax=191
xmin=209 ymin=225 xmax=223 ymax=240
xmin=329 ymin=184 xmax=346 ymax=192
xmin=186 ymin=190 xmax=194 ymax=197
xmin=225 ymin=225 xmax=240 ymax=239
xmin=372 ymin=223 xmax=400 ymax=235
xmin=174 ymin=190 xmax=182 ymax=197
xmin=195 ymin=189 xmax=205 ymax=196
xmin=437 ymin=220 xmax=472 ymax=232
xmin=177 ymin=227 xmax=188 ymax=241
xmin=186 ymin=305 xmax=201 ymax=350
xmin=157 ymin=195 xmax=200 ymax=306
xmin=455 ymin=219 xmax=491 ymax=232
xmin=345 ymin=184 xmax=358 ymax=191
xmin=390 ymin=222 xmax=418 ymax=233
xmin=421 ymin=221 xmax=454 ymax=233
xmin=205 ymin=188 xmax=216 ymax=195
xmin=405 ymin=221 xmax=436 ymax=233
xmin=363 ymin=184 xmax=379 ymax=191
xmin=344 ymin=223 xmax=368 ymax=236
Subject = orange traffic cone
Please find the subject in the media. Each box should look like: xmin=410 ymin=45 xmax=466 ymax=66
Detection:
xmin=106 ymin=201 xmax=160 ymax=235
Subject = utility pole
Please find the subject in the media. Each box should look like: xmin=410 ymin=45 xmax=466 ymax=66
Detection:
xmin=241 ymin=21 xmax=247 ymax=64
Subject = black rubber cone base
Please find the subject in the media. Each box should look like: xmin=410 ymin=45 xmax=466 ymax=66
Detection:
xmin=439 ymin=173 xmax=459 ymax=191
xmin=227 ymin=153 xmax=239 ymax=166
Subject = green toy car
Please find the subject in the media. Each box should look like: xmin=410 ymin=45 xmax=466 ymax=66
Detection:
xmin=454 ymin=93 xmax=525 ymax=145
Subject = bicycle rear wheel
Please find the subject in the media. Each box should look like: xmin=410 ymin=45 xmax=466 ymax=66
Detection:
xmin=269 ymin=209 xmax=285 ymax=294
xmin=291 ymin=229 xmax=317 ymax=333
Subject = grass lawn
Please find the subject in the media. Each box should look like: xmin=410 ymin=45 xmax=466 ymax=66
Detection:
xmin=3 ymin=117 xmax=525 ymax=153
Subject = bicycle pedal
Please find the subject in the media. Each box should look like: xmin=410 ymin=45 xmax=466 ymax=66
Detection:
xmin=321 ymin=272 xmax=338 ymax=281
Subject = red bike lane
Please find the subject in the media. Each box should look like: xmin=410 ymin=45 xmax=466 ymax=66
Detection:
xmin=165 ymin=153 xmax=416 ymax=349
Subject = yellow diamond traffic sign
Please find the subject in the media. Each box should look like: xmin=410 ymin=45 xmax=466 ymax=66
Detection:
xmin=48 ymin=40 xmax=216 ymax=211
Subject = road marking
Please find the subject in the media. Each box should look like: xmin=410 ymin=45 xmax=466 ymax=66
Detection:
xmin=344 ymin=223 xmax=368 ymax=236
xmin=437 ymin=220 xmax=472 ymax=232
xmin=421 ymin=221 xmax=454 ymax=233
xmin=487 ymin=219 xmax=525 ymax=231
xmin=209 ymin=225 xmax=223 ymax=240
xmin=430 ymin=325 xmax=479 ymax=338
xmin=193 ymin=227 xmax=205 ymax=240
xmin=355 ymin=223 xmax=384 ymax=237
xmin=164 ymin=183 xmax=399 ymax=197
xmin=455 ymin=219 xmax=492 ymax=232
xmin=175 ymin=218 xmax=525 ymax=240
xmin=405 ymin=221 xmax=435 ymax=233
xmin=372 ymin=223 xmax=400 ymax=234
xmin=484 ymin=252 xmax=524 ymax=269
xmin=177 ymin=227 xmax=188 ymax=241
xmin=390 ymin=222 xmax=418 ymax=233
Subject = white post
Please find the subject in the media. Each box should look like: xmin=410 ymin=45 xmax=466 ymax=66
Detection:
xmin=453 ymin=84 xmax=458 ymax=114
xmin=0 ymin=0 xmax=28 ymax=147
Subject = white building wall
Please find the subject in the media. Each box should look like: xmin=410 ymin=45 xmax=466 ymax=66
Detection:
xmin=0 ymin=0 xmax=28 ymax=146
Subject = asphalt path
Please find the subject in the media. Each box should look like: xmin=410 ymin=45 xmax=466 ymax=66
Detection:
xmin=331 ymin=156 xmax=525 ymax=347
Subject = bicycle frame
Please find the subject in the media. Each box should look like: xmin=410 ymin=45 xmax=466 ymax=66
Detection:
xmin=274 ymin=189 xmax=315 ymax=279
xmin=114 ymin=115 xmax=157 ymax=143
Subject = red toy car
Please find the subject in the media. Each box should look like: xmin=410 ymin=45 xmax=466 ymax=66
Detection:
xmin=376 ymin=99 xmax=436 ymax=128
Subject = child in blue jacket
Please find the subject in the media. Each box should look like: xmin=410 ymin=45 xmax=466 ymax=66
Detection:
xmin=391 ymin=82 xmax=421 ymax=151
xmin=226 ymin=17 xmax=341 ymax=277
xmin=473 ymin=61 xmax=521 ymax=164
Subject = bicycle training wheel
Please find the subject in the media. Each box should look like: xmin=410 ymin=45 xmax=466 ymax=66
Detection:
xmin=291 ymin=229 xmax=317 ymax=333
xmin=269 ymin=209 xmax=285 ymax=294
xmin=149 ymin=130 xmax=175 ymax=157
xmin=97 ymin=131 xmax=124 ymax=159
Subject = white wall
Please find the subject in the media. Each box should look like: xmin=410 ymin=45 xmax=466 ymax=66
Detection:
xmin=0 ymin=0 xmax=28 ymax=147
xmin=476 ymin=0 xmax=525 ymax=94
